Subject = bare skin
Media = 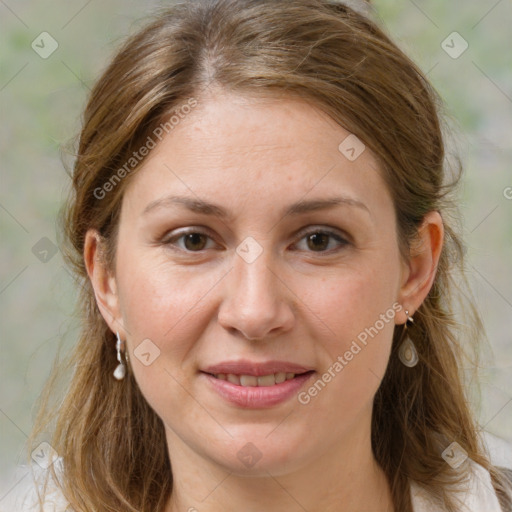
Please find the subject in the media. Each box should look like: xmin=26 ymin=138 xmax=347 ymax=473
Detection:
xmin=85 ymin=90 xmax=443 ymax=511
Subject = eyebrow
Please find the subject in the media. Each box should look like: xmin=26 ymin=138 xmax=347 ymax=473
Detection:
xmin=142 ymin=194 xmax=370 ymax=219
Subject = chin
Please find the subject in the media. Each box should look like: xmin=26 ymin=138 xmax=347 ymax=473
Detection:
xmin=205 ymin=430 xmax=313 ymax=477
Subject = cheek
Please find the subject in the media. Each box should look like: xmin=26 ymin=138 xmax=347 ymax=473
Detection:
xmin=116 ymin=259 xmax=223 ymax=424
xmin=116 ymin=253 xmax=226 ymax=389
xmin=118 ymin=252 xmax=218 ymax=335
xmin=297 ymin=263 xmax=399 ymax=412
xmin=304 ymin=261 xmax=399 ymax=343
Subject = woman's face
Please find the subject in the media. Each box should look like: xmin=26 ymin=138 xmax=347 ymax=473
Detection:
xmin=93 ymin=91 xmax=413 ymax=475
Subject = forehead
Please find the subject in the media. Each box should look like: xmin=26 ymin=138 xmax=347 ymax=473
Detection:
xmin=121 ymin=91 xmax=390 ymax=218
xmin=157 ymin=91 xmax=364 ymax=166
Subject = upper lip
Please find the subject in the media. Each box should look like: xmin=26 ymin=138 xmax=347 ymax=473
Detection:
xmin=202 ymin=359 xmax=315 ymax=376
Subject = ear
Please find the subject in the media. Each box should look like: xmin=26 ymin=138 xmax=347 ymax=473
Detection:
xmin=83 ymin=229 xmax=126 ymax=338
xmin=397 ymin=211 xmax=444 ymax=324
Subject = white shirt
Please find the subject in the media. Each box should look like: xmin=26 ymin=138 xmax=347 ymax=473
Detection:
xmin=410 ymin=459 xmax=504 ymax=511
xmin=3 ymin=459 xmax=505 ymax=512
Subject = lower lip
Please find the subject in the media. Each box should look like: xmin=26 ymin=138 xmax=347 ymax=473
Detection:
xmin=201 ymin=371 xmax=315 ymax=409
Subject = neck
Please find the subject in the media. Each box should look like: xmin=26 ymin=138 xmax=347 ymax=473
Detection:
xmin=164 ymin=423 xmax=394 ymax=512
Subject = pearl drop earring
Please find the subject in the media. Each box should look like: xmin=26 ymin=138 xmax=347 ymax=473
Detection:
xmin=398 ymin=310 xmax=418 ymax=367
xmin=113 ymin=331 xmax=127 ymax=380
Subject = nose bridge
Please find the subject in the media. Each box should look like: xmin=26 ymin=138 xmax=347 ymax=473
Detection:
xmin=235 ymin=245 xmax=275 ymax=302
xmin=218 ymin=238 xmax=293 ymax=339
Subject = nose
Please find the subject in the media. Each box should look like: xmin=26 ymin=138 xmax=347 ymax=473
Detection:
xmin=217 ymin=246 xmax=295 ymax=340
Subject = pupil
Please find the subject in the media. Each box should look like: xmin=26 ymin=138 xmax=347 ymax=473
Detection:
xmin=307 ymin=233 xmax=329 ymax=251
xmin=185 ymin=233 xmax=206 ymax=250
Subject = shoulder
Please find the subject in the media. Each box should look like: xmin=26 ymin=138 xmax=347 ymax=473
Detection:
xmin=4 ymin=460 xmax=69 ymax=512
xmin=410 ymin=458 xmax=505 ymax=512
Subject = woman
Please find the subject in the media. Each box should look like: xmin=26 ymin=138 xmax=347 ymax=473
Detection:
xmin=21 ymin=0 xmax=512 ymax=510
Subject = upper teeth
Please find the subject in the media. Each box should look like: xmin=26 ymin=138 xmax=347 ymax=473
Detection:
xmin=214 ymin=372 xmax=296 ymax=386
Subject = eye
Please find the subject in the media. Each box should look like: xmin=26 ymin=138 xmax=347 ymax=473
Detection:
xmin=293 ymin=228 xmax=349 ymax=253
xmin=160 ymin=226 xmax=349 ymax=254
xmin=162 ymin=229 xmax=217 ymax=252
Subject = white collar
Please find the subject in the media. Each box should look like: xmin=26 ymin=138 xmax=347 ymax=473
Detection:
xmin=410 ymin=460 xmax=502 ymax=511
xmin=8 ymin=459 xmax=503 ymax=512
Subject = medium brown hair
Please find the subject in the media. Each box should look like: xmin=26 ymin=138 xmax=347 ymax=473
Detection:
xmin=28 ymin=0 xmax=512 ymax=510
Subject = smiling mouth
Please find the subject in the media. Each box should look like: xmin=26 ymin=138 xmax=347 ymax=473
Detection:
xmin=205 ymin=371 xmax=314 ymax=387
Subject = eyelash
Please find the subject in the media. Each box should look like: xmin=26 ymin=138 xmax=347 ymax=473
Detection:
xmin=160 ymin=226 xmax=350 ymax=255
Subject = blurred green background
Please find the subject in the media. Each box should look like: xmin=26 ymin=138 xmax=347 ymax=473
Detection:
xmin=1 ymin=0 xmax=511 ymax=502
